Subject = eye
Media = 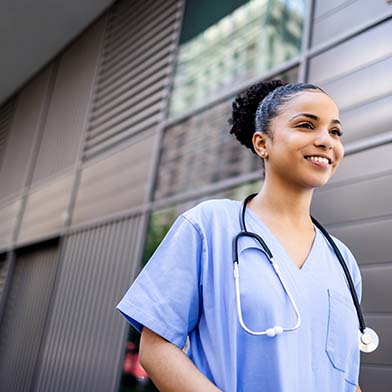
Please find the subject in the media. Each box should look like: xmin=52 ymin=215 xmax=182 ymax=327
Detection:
xmin=330 ymin=129 xmax=343 ymax=137
xmin=296 ymin=122 xmax=314 ymax=129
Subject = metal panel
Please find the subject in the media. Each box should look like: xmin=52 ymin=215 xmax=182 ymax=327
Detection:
xmin=339 ymin=95 xmax=392 ymax=144
xmin=321 ymin=56 xmax=392 ymax=112
xmin=72 ymin=130 xmax=158 ymax=225
xmin=312 ymin=173 xmax=392 ymax=226
xmin=0 ymin=241 xmax=59 ymax=392
xmin=360 ymin=365 xmax=392 ymax=392
xmin=361 ymin=265 xmax=392 ymax=313
xmin=0 ymin=253 xmax=10 ymax=315
xmin=361 ymin=316 xmax=392 ymax=366
xmin=17 ymin=172 xmax=74 ymax=245
xmin=328 ymin=143 xmax=392 ymax=186
xmin=311 ymin=0 xmax=391 ymax=46
xmin=34 ymin=215 xmax=144 ymax=392
xmin=331 ymin=218 xmax=392 ymax=265
xmin=30 ymin=19 xmax=105 ymax=185
xmin=0 ymin=97 xmax=16 ymax=173
xmin=83 ymin=0 xmax=183 ymax=161
xmin=0 ymin=197 xmax=22 ymax=250
xmin=309 ymin=20 xmax=392 ymax=84
xmin=314 ymin=0 xmax=351 ymax=20
xmin=0 ymin=66 xmax=53 ymax=201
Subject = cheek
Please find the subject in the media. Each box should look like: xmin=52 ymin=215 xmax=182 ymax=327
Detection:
xmin=336 ymin=144 xmax=345 ymax=163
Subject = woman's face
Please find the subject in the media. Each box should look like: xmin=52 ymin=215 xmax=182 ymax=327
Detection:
xmin=253 ymin=90 xmax=344 ymax=189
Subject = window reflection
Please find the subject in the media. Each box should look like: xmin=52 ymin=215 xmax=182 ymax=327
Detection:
xmin=169 ymin=0 xmax=305 ymax=117
xmin=156 ymin=68 xmax=297 ymax=200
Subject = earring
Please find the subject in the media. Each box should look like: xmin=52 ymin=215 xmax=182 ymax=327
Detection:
xmin=261 ymin=151 xmax=267 ymax=158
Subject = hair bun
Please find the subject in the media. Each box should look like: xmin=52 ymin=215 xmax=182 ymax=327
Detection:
xmin=229 ymin=80 xmax=284 ymax=153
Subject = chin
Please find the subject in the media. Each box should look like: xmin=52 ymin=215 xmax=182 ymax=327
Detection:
xmin=302 ymin=175 xmax=331 ymax=189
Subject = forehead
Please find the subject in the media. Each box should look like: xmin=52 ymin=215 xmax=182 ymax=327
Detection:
xmin=279 ymin=90 xmax=339 ymax=120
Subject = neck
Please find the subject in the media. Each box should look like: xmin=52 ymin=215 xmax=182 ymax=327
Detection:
xmin=250 ymin=175 xmax=314 ymax=228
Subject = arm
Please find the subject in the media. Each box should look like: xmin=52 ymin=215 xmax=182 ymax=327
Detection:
xmin=356 ymin=385 xmax=361 ymax=392
xmin=139 ymin=326 xmax=221 ymax=392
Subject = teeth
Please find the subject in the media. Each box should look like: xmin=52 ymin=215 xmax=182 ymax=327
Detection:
xmin=306 ymin=156 xmax=330 ymax=164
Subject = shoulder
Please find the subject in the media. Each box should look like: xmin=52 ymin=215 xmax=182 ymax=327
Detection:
xmin=327 ymin=234 xmax=361 ymax=285
xmin=181 ymin=198 xmax=241 ymax=233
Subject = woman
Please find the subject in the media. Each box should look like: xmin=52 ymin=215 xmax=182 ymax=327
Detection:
xmin=116 ymin=80 xmax=363 ymax=391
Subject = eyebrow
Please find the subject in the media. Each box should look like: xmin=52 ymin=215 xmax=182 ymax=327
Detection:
xmin=290 ymin=112 xmax=341 ymax=126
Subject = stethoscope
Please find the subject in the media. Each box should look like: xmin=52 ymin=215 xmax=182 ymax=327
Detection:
xmin=233 ymin=193 xmax=379 ymax=353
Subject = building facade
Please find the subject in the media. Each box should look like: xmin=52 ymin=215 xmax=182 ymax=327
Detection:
xmin=0 ymin=0 xmax=391 ymax=391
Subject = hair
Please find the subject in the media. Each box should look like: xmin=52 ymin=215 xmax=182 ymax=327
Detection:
xmin=229 ymin=80 xmax=325 ymax=154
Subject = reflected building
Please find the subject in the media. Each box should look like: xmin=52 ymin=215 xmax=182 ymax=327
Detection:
xmin=170 ymin=0 xmax=304 ymax=117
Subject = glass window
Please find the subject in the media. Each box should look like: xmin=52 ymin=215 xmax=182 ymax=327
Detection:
xmin=169 ymin=0 xmax=305 ymax=117
xmin=156 ymin=68 xmax=297 ymax=200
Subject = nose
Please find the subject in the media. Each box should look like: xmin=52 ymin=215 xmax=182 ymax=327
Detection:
xmin=314 ymin=129 xmax=333 ymax=150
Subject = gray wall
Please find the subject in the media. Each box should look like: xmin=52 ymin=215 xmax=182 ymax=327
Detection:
xmin=0 ymin=0 xmax=390 ymax=391
xmin=0 ymin=241 xmax=59 ymax=392
xmin=309 ymin=4 xmax=392 ymax=389
xmin=0 ymin=0 xmax=183 ymax=391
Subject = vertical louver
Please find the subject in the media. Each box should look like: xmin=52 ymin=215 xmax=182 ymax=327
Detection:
xmin=0 ymin=97 xmax=16 ymax=173
xmin=83 ymin=0 xmax=183 ymax=162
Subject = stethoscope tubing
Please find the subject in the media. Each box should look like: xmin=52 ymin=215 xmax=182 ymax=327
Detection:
xmin=234 ymin=193 xmax=378 ymax=349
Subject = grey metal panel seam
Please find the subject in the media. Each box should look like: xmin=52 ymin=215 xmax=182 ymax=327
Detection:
xmin=307 ymin=10 xmax=392 ymax=59
xmin=0 ymin=97 xmax=17 ymax=172
xmin=0 ymin=252 xmax=15 ymax=326
xmin=11 ymin=63 xmax=58 ymax=247
xmin=0 ymin=242 xmax=59 ymax=391
xmin=34 ymin=232 xmax=89 ymax=392
xmin=80 ymin=222 xmax=128 ymax=391
xmin=29 ymin=237 xmax=65 ymax=392
xmin=65 ymin=15 xmax=108 ymax=231
xmin=298 ymin=0 xmax=315 ymax=81
xmin=313 ymin=0 xmax=357 ymax=22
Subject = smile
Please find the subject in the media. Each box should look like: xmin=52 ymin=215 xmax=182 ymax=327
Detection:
xmin=305 ymin=156 xmax=331 ymax=165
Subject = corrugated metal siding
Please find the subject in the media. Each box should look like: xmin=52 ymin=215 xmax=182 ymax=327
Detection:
xmin=30 ymin=18 xmax=105 ymax=185
xmin=0 ymin=198 xmax=22 ymax=251
xmin=312 ymin=0 xmax=391 ymax=46
xmin=0 ymin=97 xmax=17 ymax=174
xmin=82 ymin=0 xmax=183 ymax=162
xmin=0 ymin=253 xmax=9 ymax=312
xmin=16 ymin=172 xmax=74 ymax=246
xmin=0 ymin=66 xmax=54 ymax=201
xmin=72 ymin=130 xmax=158 ymax=226
xmin=0 ymin=241 xmax=59 ymax=392
xmin=34 ymin=215 xmax=144 ymax=392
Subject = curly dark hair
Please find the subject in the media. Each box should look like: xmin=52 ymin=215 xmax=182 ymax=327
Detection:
xmin=229 ymin=80 xmax=325 ymax=154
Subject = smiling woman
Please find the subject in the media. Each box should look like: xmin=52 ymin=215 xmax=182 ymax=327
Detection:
xmin=116 ymin=80 xmax=368 ymax=392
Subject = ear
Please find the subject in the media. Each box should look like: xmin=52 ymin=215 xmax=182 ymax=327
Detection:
xmin=252 ymin=132 xmax=269 ymax=159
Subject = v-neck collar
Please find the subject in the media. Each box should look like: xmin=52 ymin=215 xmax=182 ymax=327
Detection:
xmin=238 ymin=200 xmax=319 ymax=272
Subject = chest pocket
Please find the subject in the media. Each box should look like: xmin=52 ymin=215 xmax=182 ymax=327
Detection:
xmin=326 ymin=288 xmax=360 ymax=385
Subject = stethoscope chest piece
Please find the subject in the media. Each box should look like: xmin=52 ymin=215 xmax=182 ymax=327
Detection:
xmin=359 ymin=328 xmax=379 ymax=353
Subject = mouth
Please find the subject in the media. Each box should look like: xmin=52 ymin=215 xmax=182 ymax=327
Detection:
xmin=304 ymin=155 xmax=332 ymax=165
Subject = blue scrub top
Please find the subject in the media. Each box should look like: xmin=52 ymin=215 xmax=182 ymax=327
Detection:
xmin=116 ymin=198 xmax=362 ymax=392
